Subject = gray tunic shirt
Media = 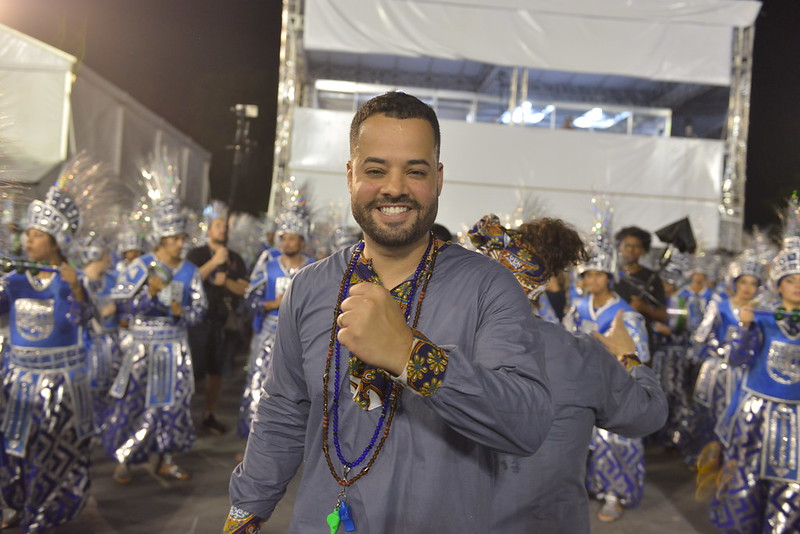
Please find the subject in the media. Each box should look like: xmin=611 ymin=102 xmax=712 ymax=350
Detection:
xmin=229 ymin=244 xmax=553 ymax=533
xmin=492 ymin=320 xmax=668 ymax=533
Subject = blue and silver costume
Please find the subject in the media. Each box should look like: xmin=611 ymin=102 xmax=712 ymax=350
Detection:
xmin=103 ymin=254 xmax=206 ymax=465
xmin=0 ymin=270 xmax=94 ymax=531
xmin=237 ymin=251 xmax=311 ymax=438
xmin=81 ymin=269 xmax=120 ymax=435
xmin=564 ymin=294 xmax=650 ymax=508
xmin=710 ymin=235 xmax=800 ymax=533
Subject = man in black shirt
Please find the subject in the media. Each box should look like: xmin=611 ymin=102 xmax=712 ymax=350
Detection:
xmin=614 ymin=226 xmax=668 ymax=337
xmin=186 ymin=204 xmax=248 ymax=434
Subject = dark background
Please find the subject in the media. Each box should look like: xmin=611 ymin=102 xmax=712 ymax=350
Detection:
xmin=0 ymin=0 xmax=797 ymax=229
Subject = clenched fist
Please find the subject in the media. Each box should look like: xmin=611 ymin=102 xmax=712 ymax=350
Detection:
xmin=336 ymin=282 xmax=414 ymax=376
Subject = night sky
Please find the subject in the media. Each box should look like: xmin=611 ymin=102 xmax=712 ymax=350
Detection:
xmin=1 ymin=0 xmax=798 ymax=230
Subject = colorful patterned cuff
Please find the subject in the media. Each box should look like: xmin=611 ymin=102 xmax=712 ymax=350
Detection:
xmin=223 ymin=506 xmax=264 ymax=534
xmin=618 ymin=352 xmax=642 ymax=372
xmin=397 ymin=330 xmax=449 ymax=397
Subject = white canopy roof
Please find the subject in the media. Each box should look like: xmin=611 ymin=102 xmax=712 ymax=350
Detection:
xmin=305 ymin=0 xmax=761 ymax=86
xmin=0 ymin=23 xmax=75 ymax=183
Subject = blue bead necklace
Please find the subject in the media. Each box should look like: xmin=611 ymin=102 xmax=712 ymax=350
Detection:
xmin=322 ymin=234 xmax=436 ymax=488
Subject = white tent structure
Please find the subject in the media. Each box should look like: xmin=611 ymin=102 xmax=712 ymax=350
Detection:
xmin=0 ymin=22 xmax=210 ymax=210
xmin=273 ymin=0 xmax=761 ymax=250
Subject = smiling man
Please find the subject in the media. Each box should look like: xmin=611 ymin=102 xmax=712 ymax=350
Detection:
xmin=224 ymin=92 xmax=553 ymax=533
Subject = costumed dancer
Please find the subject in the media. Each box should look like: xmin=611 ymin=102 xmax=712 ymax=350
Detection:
xmin=563 ymin=198 xmax=651 ymax=522
xmin=469 ymin=214 xmax=667 ymax=533
xmin=710 ymin=195 xmax=800 ymax=533
xmin=78 ymin=233 xmax=122 ymax=436
xmin=0 ymin=155 xmax=105 ymax=531
xmin=237 ymin=205 xmax=313 ymax=438
xmin=648 ymin=252 xmax=693 ymax=449
xmin=692 ymin=250 xmax=764 ymax=487
xmin=104 ymin=154 xmax=207 ymax=484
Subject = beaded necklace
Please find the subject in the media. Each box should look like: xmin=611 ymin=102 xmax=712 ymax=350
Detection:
xmin=321 ymin=234 xmax=438 ymax=530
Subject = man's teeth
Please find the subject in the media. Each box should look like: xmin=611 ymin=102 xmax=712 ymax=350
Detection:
xmin=379 ymin=206 xmax=409 ymax=215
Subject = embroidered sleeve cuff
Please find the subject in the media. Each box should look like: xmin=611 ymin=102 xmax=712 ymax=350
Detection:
xmin=618 ymin=352 xmax=642 ymax=372
xmin=394 ymin=329 xmax=449 ymax=397
xmin=223 ymin=506 xmax=264 ymax=534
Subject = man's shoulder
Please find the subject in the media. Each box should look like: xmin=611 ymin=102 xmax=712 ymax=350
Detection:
xmin=185 ymin=245 xmax=209 ymax=262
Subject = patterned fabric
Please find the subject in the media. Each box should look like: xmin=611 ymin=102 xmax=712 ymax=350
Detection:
xmin=710 ymin=395 xmax=800 ymax=533
xmin=238 ymin=316 xmax=278 ymax=438
xmin=102 ymin=332 xmax=196 ymax=464
xmin=585 ymin=429 xmax=645 ymax=507
xmin=399 ymin=330 xmax=449 ymax=396
xmin=223 ymin=506 xmax=264 ymax=533
xmin=0 ymin=371 xmax=91 ymax=531
xmin=468 ymin=214 xmax=549 ymax=299
xmin=347 ymin=245 xmax=448 ymax=411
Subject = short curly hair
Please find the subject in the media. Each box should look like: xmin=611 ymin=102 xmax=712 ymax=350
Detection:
xmin=615 ymin=226 xmax=652 ymax=253
xmin=517 ymin=218 xmax=588 ymax=277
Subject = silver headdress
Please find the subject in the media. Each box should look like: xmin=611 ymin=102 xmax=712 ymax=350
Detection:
xmin=203 ymin=199 xmax=229 ymax=224
xmin=77 ymin=232 xmax=110 ymax=266
xmin=726 ymin=250 xmax=765 ymax=291
xmin=25 ymin=153 xmax=109 ymax=252
xmin=771 ymin=192 xmax=800 ymax=287
xmin=661 ymin=250 xmax=690 ymax=287
xmin=140 ymin=151 xmax=186 ymax=239
xmin=274 ymin=179 xmax=311 ymax=241
xmin=578 ymin=196 xmax=616 ymax=276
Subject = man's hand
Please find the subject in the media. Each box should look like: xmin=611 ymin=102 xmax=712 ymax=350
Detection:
xmin=100 ymin=302 xmax=117 ymax=318
xmin=170 ymin=301 xmax=182 ymax=317
xmin=592 ymin=310 xmax=636 ymax=357
xmin=211 ymin=271 xmax=227 ymax=286
xmin=337 ymin=282 xmax=414 ymax=376
xmin=60 ymin=262 xmax=79 ymax=286
xmin=148 ymin=276 xmax=167 ymax=297
xmin=212 ymin=246 xmax=229 ymax=267
xmin=739 ymin=306 xmax=754 ymax=327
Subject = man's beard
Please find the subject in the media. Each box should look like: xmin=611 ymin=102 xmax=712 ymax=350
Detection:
xmin=351 ymin=195 xmax=437 ymax=248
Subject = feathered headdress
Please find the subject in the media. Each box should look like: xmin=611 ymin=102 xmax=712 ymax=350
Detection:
xmin=274 ymin=179 xmax=311 ymax=241
xmin=25 ymin=152 xmax=111 ymax=252
xmin=140 ymin=150 xmax=186 ymax=239
xmin=578 ymin=196 xmax=615 ymax=276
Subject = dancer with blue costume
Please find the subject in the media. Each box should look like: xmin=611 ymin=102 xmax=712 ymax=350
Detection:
xmin=77 ymin=233 xmax=121 ymax=436
xmin=563 ymin=198 xmax=650 ymax=523
xmin=0 ymin=156 xmax=106 ymax=532
xmin=104 ymin=154 xmax=207 ymax=484
xmin=238 ymin=206 xmax=313 ymax=438
xmin=710 ymin=200 xmax=800 ymax=533
xmin=694 ymin=252 xmax=764 ymax=431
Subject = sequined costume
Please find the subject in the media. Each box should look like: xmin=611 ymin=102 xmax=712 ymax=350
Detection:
xmin=564 ymin=294 xmax=651 ymax=508
xmin=81 ymin=269 xmax=120 ymax=435
xmin=710 ymin=310 xmax=800 ymax=533
xmin=237 ymin=251 xmax=312 ymax=438
xmin=0 ymin=271 xmax=94 ymax=531
xmin=650 ymin=291 xmax=693 ymax=449
xmin=103 ymin=253 xmax=206 ymax=465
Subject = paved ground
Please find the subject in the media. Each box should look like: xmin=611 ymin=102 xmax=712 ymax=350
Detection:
xmin=5 ymin=352 xmax=719 ymax=533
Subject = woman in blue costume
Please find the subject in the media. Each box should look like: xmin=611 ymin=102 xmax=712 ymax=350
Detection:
xmin=104 ymin=157 xmax=207 ymax=484
xmin=563 ymin=200 xmax=650 ymax=522
xmin=0 ymin=158 xmax=100 ymax=532
xmin=78 ymin=234 xmax=121 ymax=436
xmin=710 ymin=233 xmax=800 ymax=533
xmin=238 ymin=212 xmax=313 ymax=438
xmin=692 ymin=252 xmax=763 ymax=460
